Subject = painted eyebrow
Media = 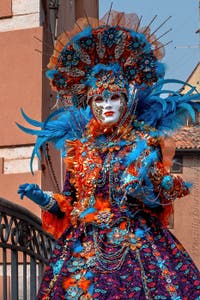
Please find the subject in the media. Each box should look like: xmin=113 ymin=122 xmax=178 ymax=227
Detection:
xmin=111 ymin=93 xmax=121 ymax=100
xmin=94 ymin=96 xmax=103 ymax=101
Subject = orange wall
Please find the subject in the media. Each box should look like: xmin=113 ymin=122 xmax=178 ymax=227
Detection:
xmin=0 ymin=171 xmax=41 ymax=216
xmin=75 ymin=0 xmax=99 ymax=19
xmin=0 ymin=27 xmax=43 ymax=147
xmin=0 ymin=0 xmax=12 ymax=18
xmin=0 ymin=26 xmax=43 ymax=215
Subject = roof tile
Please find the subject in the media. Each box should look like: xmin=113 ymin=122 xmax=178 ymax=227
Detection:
xmin=174 ymin=126 xmax=200 ymax=149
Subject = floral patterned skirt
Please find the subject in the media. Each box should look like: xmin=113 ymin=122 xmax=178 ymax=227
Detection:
xmin=38 ymin=212 xmax=200 ymax=299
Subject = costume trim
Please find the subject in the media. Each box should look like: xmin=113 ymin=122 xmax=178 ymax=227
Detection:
xmin=40 ymin=192 xmax=55 ymax=211
xmin=42 ymin=193 xmax=73 ymax=239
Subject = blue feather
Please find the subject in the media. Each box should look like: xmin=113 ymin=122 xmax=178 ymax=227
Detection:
xmin=154 ymin=98 xmax=167 ymax=111
xmin=17 ymin=106 xmax=92 ymax=173
xmin=79 ymin=207 xmax=96 ymax=219
xmin=85 ymin=271 xmax=94 ymax=280
xmin=72 ymin=241 xmax=83 ymax=253
xmin=185 ymin=182 xmax=192 ymax=189
xmin=15 ymin=123 xmax=41 ymax=135
xmin=178 ymin=103 xmax=196 ymax=121
xmin=138 ymin=150 xmax=159 ymax=179
xmin=46 ymin=69 xmax=59 ymax=79
xmin=88 ymin=283 xmax=94 ymax=295
xmin=135 ymin=79 xmax=200 ymax=133
xmin=124 ymin=139 xmax=147 ymax=166
xmin=20 ymin=108 xmax=43 ymax=127
xmin=152 ymin=78 xmax=195 ymax=90
xmin=135 ymin=228 xmax=145 ymax=238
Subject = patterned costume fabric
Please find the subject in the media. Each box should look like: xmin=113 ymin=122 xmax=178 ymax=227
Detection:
xmin=17 ymin=9 xmax=200 ymax=300
xmin=38 ymin=120 xmax=200 ymax=299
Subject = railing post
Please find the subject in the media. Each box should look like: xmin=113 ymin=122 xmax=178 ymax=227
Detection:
xmin=30 ymin=257 xmax=37 ymax=299
xmin=23 ymin=253 xmax=27 ymax=300
xmin=2 ymin=248 xmax=8 ymax=300
xmin=11 ymin=250 xmax=18 ymax=300
xmin=0 ymin=197 xmax=55 ymax=299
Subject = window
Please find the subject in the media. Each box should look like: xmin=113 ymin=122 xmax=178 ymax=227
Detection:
xmin=49 ymin=0 xmax=60 ymax=40
xmin=168 ymin=211 xmax=174 ymax=229
xmin=170 ymin=154 xmax=183 ymax=173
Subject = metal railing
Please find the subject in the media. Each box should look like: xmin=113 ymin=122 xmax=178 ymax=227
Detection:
xmin=0 ymin=197 xmax=55 ymax=300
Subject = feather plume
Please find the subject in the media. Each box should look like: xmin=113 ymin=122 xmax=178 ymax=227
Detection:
xmin=124 ymin=138 xmax=147 ymax=167
xmin=72 ymin=241 xmax=83 ymax=253
xmin=135 ymin=79 xmax=200 ymax=134
xmin=16 ymin=107 xmax=92 ymax=173
xmin=79 ymin=207 xmax=97 ymax=219
xmin=20 ymin=108 xmax=43 ymax=127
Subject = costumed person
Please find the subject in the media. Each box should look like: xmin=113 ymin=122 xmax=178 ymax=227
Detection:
xmin=17 ymin=10 xmax=200 ymax=299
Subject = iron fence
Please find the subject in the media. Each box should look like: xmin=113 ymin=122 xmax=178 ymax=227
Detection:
xmin=0 ymin=197 xmax=55 ymax=300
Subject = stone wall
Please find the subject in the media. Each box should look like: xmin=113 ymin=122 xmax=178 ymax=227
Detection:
xmin=171 ymin=152 xmax=200 ymax=269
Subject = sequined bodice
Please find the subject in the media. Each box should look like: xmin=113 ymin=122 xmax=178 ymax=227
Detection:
xmin=67 ymin=130 xmax=158 ymax=228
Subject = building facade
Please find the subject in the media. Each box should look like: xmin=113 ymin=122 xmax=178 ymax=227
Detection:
xmin=0 ymin=1 xmax=98 ymax=298
xmin=171 ymin=63 xmax=200 ymax=269
xmin=0 ymin=0 xmax=98 ymax=216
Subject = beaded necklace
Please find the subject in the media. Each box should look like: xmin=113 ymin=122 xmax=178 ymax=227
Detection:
xmin=93 ymin=227 xmax=130 ymax=272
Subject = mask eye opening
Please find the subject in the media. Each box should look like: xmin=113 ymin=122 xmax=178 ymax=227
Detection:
xmin=94 ymin=96 xmax=104 ymax=103
xmin=111 ymin=93 xmax=121 ymax=101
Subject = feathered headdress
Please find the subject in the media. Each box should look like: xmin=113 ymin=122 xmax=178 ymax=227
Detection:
xmin=17 ymin=9 xmax=200 ymax=173
xmin=46 ymin=10 xmax=165 ymax=108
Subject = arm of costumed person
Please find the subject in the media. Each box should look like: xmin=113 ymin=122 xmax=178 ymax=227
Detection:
xmin=40 ymin=171 xmax=76 ymax=239
xmin=148 ymin=136 xmax=190 ymax=227
xmin=16 ymin=107 xmax=92 ymax=239
xmin=123 ymin=80 xmax=200 ymax=227
xmin=18 ymin=176 xmax=74 ymax=239
xmin=121 ymin=135 xmax=190 ymax=227
xmin=133 ymin=79 xmax=200 ymax=225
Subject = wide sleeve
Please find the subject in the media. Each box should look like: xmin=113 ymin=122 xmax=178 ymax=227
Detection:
xmin=125 ymin=136 xmax=191 ymax=227
xmin=147 ymin=158 xmax=190 ymax=226
xmin=42 ymin=171 xmax=75 ymax=239
xmin=149 ymin=136 xmax=190 ymax=202
xmin=149 ymin=161 xmax=190 ymax=204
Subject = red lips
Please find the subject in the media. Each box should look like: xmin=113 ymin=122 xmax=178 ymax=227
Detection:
xmin=104 ymin=111 xmax=114 ymax=116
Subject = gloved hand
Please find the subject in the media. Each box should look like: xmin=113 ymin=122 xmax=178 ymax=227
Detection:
xmin=17 ymin=183 xmax=51 ymax=206
xmin=18 ymin=183 xmax=64 ymax=216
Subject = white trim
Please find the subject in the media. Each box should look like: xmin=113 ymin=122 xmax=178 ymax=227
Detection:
xmin=0 ymin=13 xmax=40 ymax=32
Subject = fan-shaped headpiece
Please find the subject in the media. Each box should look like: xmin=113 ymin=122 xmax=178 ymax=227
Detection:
xmin=46 ymin=10 xmax=166 ymax=108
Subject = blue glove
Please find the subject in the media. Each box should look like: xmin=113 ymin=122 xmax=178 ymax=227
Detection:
xmin=18 ymin=183 xmax=64 ymax=216
xmin=17 ymin=183 xmax=50 ymax=206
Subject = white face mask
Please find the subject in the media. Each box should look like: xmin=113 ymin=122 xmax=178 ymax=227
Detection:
xmin=90 ymin=92 xmax=127 ymax=125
